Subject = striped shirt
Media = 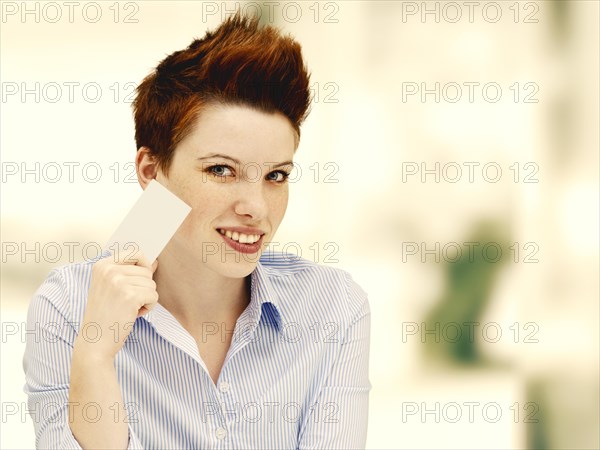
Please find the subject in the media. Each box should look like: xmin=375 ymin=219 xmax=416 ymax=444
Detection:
xmin=23 ymin=251 xmax=371 ymax=449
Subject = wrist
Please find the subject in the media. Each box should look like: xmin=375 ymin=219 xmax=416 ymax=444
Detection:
xmin=72 ymin=338 xmax=115 ymax=367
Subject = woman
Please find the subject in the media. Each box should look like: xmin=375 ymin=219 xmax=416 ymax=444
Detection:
xmin=23 ymin=13 xmax=371 ymax=449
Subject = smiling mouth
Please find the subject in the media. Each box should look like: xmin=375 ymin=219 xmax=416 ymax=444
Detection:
xmin=217 ymin=228 xmax=262 ymax=244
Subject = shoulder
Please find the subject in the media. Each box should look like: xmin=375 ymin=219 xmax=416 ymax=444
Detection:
xmin=258 ymin=251 xmax=370 ymax=324
xmin=27 ymin=254 xmax=105 ymax=325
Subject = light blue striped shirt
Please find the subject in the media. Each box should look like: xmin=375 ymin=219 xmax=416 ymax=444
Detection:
xmin=23 ymin=251 xmax=371 ymax=449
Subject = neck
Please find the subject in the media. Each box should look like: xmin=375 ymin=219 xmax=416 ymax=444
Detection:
xmin=153 ymin=245 xmax=250 ymax=331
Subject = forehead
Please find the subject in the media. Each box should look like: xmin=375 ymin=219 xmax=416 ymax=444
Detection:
xmin=177 ymin=103 xmax=297 ymax=162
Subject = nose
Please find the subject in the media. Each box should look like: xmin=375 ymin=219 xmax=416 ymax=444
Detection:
xmin=233 ymin=180 xmax=268 ymax=221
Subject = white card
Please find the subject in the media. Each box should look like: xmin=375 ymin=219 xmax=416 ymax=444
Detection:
xmin=104 ymin=179 xmax=192 ymax=263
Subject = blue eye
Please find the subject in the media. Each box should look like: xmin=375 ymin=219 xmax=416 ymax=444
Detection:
xmin=267 ymin=170 xmax=290 ymax=183
xmin=207 ymin=165 xmax=233 ymax=177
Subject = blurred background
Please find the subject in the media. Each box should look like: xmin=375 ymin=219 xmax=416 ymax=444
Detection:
xmin=1 ymin=1 xmax=598 ymax=448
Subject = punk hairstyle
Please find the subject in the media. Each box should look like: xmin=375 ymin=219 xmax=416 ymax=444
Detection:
xmin=132 ymin=12 xmax=312 ymax=176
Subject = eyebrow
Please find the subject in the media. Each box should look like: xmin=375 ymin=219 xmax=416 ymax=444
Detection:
xmin=196 ymin=153 xmax=293 ymax=168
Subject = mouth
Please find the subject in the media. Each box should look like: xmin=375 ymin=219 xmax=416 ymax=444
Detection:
xmin=216 ymin=228 xmax=265 ymax=254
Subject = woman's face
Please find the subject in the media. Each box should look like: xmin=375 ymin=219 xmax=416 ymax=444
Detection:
xmin=152 ymin=103 xmax=296 ymax=278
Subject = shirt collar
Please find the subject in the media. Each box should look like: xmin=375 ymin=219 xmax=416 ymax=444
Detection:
xmin=243 ymin=258 xmax=284 ymax=334
xmin=143 ymin=259 xmax=284 ymax=336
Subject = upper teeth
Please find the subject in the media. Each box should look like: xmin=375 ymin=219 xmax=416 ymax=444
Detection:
xmin=219 ymin=229 xmax=261 ymax=244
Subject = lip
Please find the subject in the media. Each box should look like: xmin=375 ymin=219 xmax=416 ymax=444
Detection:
xmin=217 ymin=230 xmax=264 ymax=254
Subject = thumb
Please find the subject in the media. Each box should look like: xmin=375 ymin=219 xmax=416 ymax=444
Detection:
xmin=151 ymin=259 xmax=159 ymax=273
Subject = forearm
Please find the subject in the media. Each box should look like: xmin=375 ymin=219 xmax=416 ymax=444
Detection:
xmin=68 ymin=341 xmax=128 ymax=449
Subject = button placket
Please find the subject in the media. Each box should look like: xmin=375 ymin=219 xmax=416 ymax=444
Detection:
xmin=217 ymin=377 xmax=238 ymax=426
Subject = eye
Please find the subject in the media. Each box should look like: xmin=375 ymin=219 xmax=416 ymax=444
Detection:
xmin=266 ymin=170 xmax=290 ymax=183
xmin=207 ymin=164 xmax=234 ymax=177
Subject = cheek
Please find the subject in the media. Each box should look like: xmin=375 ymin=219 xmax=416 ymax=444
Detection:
xmin=177 ymin=201 xmax=221 ymax=242
xmin=186 ymin=187 xmax=227 ymax=223
xmin=271 ymin=188 xmax=289 ymax=221
xmin=173 ymin=173 xmax=224 ymax=211
xmin=169 ymin=178 xmax=220 ymax=230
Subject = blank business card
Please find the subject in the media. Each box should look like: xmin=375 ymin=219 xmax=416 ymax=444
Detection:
xmin=104 ymin=179 xmax=192 ymax=263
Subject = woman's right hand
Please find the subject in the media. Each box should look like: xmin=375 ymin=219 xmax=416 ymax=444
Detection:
xmin=74 ymin=247 xmax=159 ymax=361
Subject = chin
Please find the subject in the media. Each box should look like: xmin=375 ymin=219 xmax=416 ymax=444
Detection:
xmin=206 ymin=252 xmax=261 ymax=278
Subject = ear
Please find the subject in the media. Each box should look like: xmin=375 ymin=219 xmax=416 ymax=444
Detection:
xmin=135 ymin=147 xmax=159 ymax=189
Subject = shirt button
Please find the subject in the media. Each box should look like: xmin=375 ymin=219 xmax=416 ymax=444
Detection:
xmin=219 ymin=381 xmax=230 ymax=393
xmin=216 ymin=427 xmax=227 ymax=440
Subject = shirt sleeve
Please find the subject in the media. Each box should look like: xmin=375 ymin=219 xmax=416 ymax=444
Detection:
xmin=297 ymin=274 xmax=372 ymax=449
xmin=22 ymin=268 xmax=144 ymax=449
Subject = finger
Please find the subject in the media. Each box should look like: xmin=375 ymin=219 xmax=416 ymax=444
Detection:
xmin=136 ymin=291 xmax=159 ymax=317
xmin=111 ymin=244 xmax=150 ymax=268
xmin=123 ymin=286 xmax=158 ymax=310
xmin=136 ymin=305 xmax=150 ymax=318
xmin=143 ymin=301 xmax=158 ymax=312
xmin=107 ymin=264 xmax=155 ymax=278
xmin=125 ymin=275 xmax=157 ymax=289
xmin=151 ymin=260 xmax=158 ymax=273
xmin=134 ymin=250 xmax=152 ymax=270
xmin=136 ymin=300 xmax=158 ymax=318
